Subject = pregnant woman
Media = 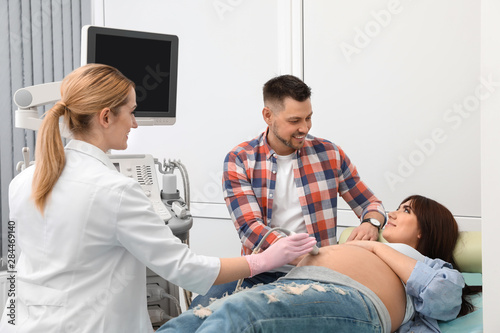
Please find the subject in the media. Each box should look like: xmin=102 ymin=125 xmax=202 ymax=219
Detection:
xmin=157 ymin=195 xmax=477 ymax=333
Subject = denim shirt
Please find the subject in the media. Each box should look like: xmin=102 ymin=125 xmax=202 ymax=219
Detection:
xmin=397 ymin=258 xmax=465 ymax=332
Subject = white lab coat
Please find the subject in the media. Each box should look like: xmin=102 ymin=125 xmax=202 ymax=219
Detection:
xmin=1 ymin=140 xmax=220 ymax=333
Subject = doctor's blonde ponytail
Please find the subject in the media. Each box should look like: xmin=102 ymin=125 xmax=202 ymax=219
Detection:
xmin=31 ymin=103 xmax=67 ymax=212
xmin=31 ymin=64 xmax=134 ymax=212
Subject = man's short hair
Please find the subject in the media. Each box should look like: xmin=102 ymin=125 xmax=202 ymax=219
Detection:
xmin=263 ymin=75 xmax=312 ymax=111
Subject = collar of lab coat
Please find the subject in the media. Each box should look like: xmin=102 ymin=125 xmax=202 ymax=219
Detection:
xmin=65 ymin=139 xmax=117 ymax=171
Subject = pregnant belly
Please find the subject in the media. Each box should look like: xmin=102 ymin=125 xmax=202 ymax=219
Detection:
xmin=297 ymin=244 xmax=406 ymax=331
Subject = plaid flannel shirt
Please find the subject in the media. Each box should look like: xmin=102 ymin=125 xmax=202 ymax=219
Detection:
xmin=223 ymin=129 xmax=385 ymax=255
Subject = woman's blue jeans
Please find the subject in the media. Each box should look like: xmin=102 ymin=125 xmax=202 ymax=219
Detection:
xmin=157 ymin=279 xmax=385 ymax=333
xmin=190 ymin=271 xmax=286 ymax=308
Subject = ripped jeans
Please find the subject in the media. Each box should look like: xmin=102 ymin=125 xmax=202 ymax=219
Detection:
xmin=157 ymin=266 xmax=391 ymax=333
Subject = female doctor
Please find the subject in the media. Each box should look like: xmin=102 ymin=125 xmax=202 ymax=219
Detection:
xmin=1 ymin=64 xmax=316 ymax=333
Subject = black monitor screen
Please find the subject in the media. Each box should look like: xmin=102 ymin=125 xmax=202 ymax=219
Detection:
xmin=83 ymin=26 xmax=178 ymax=125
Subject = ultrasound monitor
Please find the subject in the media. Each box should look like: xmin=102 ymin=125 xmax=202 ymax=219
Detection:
xmin=81 ymin=25 xmax=178 ymax=125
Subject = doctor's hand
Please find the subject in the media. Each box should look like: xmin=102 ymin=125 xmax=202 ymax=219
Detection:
xmin=245 ymin=233 xmax=317 ymax=277
xmin=346 ymin=222 xmax=379 ymax=242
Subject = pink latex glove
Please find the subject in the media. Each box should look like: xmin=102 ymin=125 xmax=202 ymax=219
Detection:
xmin=245 ymin=233 xmax=317 ymax=277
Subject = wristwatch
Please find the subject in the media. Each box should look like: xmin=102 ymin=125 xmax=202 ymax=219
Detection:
xmin=361 ymin=218 xmax=381 ymax=230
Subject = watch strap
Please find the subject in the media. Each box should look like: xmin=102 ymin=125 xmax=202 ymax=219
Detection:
xmin=361 ymin=218 xmax=381 ymax=229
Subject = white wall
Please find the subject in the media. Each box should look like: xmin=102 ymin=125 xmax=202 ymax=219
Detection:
xmin=97 ymin=0 xmax=290 ymax=208
xmin=95 ymin=0 xmax=482 ymax=228
xmin=481 ymin=0 xmax=500 ymax=330
xmin=303 ymin=0 xmax=480 ymax=219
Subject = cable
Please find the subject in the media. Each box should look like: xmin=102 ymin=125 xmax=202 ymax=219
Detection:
xmin=147 ymin=284 xmax=182 ymax=318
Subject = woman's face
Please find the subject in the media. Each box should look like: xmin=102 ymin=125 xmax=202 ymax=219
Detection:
xmin=382 ymin=200 xmax=421 ymax=249
xmin=107 ymin=87 xmax=138 ymax=150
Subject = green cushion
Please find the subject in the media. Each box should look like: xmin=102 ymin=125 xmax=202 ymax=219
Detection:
xmin=453 ymin=231 xmax=482 ymax=273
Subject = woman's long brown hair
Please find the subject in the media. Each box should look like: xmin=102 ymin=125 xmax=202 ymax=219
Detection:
xmin=404 ymin=195 xmax=479 ymax=317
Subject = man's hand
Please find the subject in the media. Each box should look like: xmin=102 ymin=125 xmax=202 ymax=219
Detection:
xmin=346 ymin=222 xmax=379 ymax=241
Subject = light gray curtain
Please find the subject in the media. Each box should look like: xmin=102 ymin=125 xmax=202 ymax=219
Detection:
xmin=0 ymin=0 xmax=91 ymax=268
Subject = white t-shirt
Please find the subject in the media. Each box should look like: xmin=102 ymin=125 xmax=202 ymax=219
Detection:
xmin=386 ymin=243 xmax=425 ymax=325
xmin=271 ymin=152 xmax=307 ymax=233
xmin=270 ymin=152 xmax=307 ymax=272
